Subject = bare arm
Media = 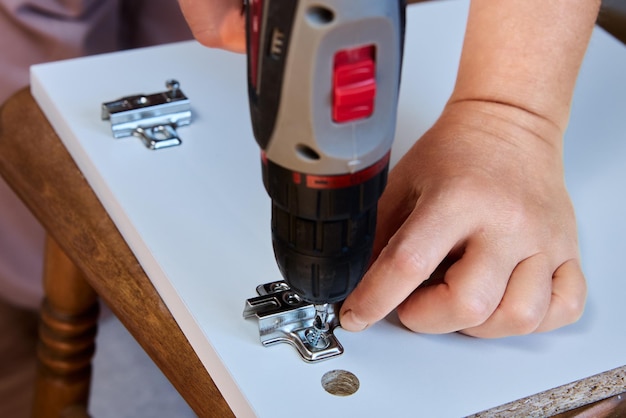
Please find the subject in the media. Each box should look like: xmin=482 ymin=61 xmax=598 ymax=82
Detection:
xmin=452 ymin=0 xmax=600 ymax=133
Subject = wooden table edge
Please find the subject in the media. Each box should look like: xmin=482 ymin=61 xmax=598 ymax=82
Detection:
xmin=0 ymin=88 xmax=233 ymax=417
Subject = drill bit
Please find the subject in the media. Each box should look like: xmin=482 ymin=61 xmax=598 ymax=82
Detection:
xmin=306 ymin=303 xmax=330 ymax=349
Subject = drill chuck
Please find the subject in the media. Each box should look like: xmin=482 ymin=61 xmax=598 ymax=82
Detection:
xmin=262 ymin=153 xmax=390 ymax=303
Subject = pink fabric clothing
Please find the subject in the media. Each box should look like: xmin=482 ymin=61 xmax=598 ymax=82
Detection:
xmin=0 ymin=0 xmax=192 ymax=309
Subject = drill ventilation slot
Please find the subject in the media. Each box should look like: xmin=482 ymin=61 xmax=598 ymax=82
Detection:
xmin=243 ymin=281 xmax=344 ymax=363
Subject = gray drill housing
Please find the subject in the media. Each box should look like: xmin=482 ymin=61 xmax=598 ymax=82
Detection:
xmin=262 ymin=0 xmax=404 ymax=175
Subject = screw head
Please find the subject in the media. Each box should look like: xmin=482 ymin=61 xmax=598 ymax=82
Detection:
xmin=166 ymin=79 xmax=180 ymax=91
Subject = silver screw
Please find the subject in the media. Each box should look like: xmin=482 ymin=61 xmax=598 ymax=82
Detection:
xmin=166 ymin=79 xmax=181 ymax=98
xmin=306 ymin=304 xmax=330 ymax=349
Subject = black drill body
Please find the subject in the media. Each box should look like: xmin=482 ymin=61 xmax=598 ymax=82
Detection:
xmin=246 ymin=0 xmax=405 ymax=304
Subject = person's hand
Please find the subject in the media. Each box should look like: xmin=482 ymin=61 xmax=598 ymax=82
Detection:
xmin=339 ymin=100 xmax=587 ymax=338
xmin=178 ymin=0 xmax=245 ymax=52
xmin=338 ymin=0 xmax=599 ymax=339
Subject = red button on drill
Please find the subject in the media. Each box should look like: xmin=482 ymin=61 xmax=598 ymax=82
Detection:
xmin=332 ymin=45 xmax=376 ymax=123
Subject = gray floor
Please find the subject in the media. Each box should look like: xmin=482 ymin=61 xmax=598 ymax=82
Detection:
xmin=90 ymin=314 xmax=197 ymax=418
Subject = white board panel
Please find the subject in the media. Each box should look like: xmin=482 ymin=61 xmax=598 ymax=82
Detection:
xmin=30 ymin=1 xmax=626 ymax=417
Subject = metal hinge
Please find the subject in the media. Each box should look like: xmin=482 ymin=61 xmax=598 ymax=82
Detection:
xmin=243 ymin=281 xmax=344 ymax=363
xmin=101 ymin=79 xmax=191 ymax=150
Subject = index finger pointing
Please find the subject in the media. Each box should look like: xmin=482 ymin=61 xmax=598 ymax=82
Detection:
xmin=339 ymin=201 xmax=466 ymax=331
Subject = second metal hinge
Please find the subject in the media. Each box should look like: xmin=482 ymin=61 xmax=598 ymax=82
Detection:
xmin=101 ymin=79 xmax=191 ymax=150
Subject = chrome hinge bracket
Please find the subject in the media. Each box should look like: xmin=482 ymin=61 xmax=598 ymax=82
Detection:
xmin=101 ymin=79 xmax=191 ymax=150
xmin=243 ymin=281 xmax=344 ymax=363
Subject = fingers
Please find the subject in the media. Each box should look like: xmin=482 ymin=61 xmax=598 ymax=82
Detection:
xmin=178 ymin=0 xmax=246 ymax=52
xmin=340 ymin=198 xmax=468 ymax=332
xmin=341 ymin=205 xmax=586 ymax=336
xmin=460 ymin=253 xmax=553 ymax=338
xmin=396 ymin=241 xmax=513 ymax=334
xmin=396 ymin=253 xmax=585 ymax=337
xmin=535 ymin=258 xmax=586 ymax=332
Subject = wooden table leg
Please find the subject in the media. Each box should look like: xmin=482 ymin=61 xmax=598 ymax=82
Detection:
xmin=33 ymin=235 xmax=99 ymax=418
xmin=1 ymin=89 xmax=233 ymax=417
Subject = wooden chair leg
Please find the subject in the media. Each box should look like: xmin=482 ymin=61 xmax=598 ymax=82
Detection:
xmin=32 ymin=235 xmax=99 ymax=418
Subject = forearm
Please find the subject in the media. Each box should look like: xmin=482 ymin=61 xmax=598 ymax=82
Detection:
xmin=450 ymin=0 xmax=600 ymax=134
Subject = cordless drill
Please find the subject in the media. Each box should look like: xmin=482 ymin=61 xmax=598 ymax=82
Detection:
xmin=245 ymin=0 xmax=405 ymax=324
